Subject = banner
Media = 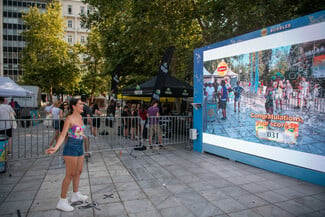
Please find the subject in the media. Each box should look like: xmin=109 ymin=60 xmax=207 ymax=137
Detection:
xmin=110 ymin=64 xmax=121 ymax=100
xmin=151 ymin=46 xmax=175 ymax=102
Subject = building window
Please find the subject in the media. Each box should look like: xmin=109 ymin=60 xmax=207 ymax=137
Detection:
xmin=68 ymin=35 xmax=73 ymax=43
xmin=68 ymin=20 xmax=73 ymax=28
xmin=80 ymin=6 xmax=85 ymax=15
xmin=80 ymin=36 xmax=85 ymax=44
xmin=68 ymin=5 xmax=72 ymax=14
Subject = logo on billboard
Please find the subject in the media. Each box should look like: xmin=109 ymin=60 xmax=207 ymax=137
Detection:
xmin=217 ymin=60 xmax=228 ymax=76
xmin=261 ymin=28 xmax=268 ymax=36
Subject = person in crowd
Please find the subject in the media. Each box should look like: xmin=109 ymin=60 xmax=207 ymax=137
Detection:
xmin=131 ymin=104 xmax=139 ymax=140
xmin=213 ymin=81 xmax=219 ymax=102
xmin=49 ymin=100 xmax=62 ymax=147
xmin=92 ymin=99 xmax=102 ymax=137
xmin=225 ymin=79 xmax=234 ymax=103
xmin=161 ymin=104 xmax=171 ymax=116
xmin=14 ymin=101 xmax=21 ymax=119
xmin=106 ymin=99 xmax=116 ymax=131
xmin=139 ymin=103 xmax=148 ymax=141
xmin=121 ymin=105 xmax=130 ymax=138
xmin=106 ymin=99 xmax=116 ymax=118
xmin=80 ymin=95 xmax=92 ymax=157
xmin=262 ymin=80 xmax=267 ymax=96
xmin=284 ymin=80 xmax=293 ymax=108
xmin=273 ymin=76 xmax=284 ymax=111
xmin=46 ymin=98 xmax=88 ymax=212
xmin=265 ymin=80 xmax=275 ymax=128
xmin=219 ymin=80 xmax=228 ymax=120
xmin=298 ymin=77 xmax=309 ymax=109
xmin=216 ymin=81 xmax=222 ymax=113
xmin=147 ymin=100 xmax=162 ymax=147
xmin=265 ymin=80 xmax=275 ymax=114
xmin=233 ymin=81 xmax=243 ymax=112
xmin=205 ymin=82 xmax=215 ymax=102
xmin=0 ymin=97 xmax=15 ymax=154
xmin=8 ymin=99 xmax=15 ymax=109
xmin=59 ymin=101 xmax=70 ymax=133
xmin=45 ymin=102 xmax=53 ymax=114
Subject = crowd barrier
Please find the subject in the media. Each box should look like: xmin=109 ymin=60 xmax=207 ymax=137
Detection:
xmin=241 ymin=89 xmax=325 ymax=113
xmin=0 ymin=115 xmax=193 ymax=173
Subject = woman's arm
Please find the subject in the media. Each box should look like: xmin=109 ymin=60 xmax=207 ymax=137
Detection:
xmin=46 ymin=116 xmax=71 ymax=154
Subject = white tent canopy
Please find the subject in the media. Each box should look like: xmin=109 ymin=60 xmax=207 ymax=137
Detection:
xmin=213 ymin=68 xmax=238 ymax=77
xmin=0 ymin=77 xmax=33 ymax=97
xmin=203 ymin=67 xmax=212 ymax=76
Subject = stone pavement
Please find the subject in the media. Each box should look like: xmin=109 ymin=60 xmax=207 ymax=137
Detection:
xmin=1 ymin=143 xmax=324 ymax=217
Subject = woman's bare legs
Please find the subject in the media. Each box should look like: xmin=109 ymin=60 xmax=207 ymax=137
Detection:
xmin=61 ymin=156 xmax=78 ymax=198
xmin=72 ymin=156 xmax=84 ymax=192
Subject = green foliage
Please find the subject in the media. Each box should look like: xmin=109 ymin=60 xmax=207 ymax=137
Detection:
xmin=78 ymin=28 xmax=108 ymax=100
xmin=20 ymin=1 xmax=81 ymax=96
xmin=21 ymin=0 xmax=325 ymax=95
xmin=82 ymin=0 xmax=324 ymax=88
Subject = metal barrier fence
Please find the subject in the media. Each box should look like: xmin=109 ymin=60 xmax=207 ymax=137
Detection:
xmin=1 ymin=115 xmax=192 ymax=163
xmin=242 ymin=89 xmax=325 ymax=113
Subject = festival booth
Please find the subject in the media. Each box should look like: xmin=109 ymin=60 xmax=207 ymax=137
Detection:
xmin=122 ymin=74 xmax=193 ymax=98
xmin=193 ymin=11 xmax=325 ymax=186
xmin=0 ymin=77 xmax=33 ymax=98
xmin=204 ymin=63 xmax=238 ymax=86
xmin=122 ymin=74 xmax=193 ymax=114
xmin=0 ymin=77 xmax=39 ymax=126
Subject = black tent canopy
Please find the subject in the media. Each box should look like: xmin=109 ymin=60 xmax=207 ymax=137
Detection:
xmin=122 ymin=74 xmax=193 ymax=97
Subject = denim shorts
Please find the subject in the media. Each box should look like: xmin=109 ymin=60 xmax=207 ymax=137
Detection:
xmin=63 ymin=137 xmax=84 ymax=157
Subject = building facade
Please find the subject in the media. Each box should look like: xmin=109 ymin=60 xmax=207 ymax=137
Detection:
xmin=61 ymin=0 xmax=89 ymax=46
xmin=0 ymin=0 xmax=89 ymax=82
xmin=1 ymin=0 xmax=49 ymax=81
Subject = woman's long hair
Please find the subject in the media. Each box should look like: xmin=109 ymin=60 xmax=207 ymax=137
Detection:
xmin=68 ymin=98 xmax=80 ymax=115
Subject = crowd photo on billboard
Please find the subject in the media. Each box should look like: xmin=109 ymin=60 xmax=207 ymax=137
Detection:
xmin=202 ymin=38 xmax=325 ymax=156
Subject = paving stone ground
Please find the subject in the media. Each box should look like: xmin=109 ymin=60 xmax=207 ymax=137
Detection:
xmin=1 ymin=142 xmax=324 ymax=217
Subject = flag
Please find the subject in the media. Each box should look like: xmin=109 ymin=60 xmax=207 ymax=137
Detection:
xmin=151 ymin=46 xmax=175 ymax=102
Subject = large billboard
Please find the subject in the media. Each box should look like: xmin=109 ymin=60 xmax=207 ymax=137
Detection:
xmin=194 ymin=11 xmax=325 ymax=176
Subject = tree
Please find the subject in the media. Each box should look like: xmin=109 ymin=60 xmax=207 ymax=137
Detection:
xmin=20 ymin=1 xmax=80 ymax=99
xmin=83 ymin=0 xmax=201 ymax=88
xmin=79 ymin=28 xmax=107 ymax=102
xmin=82 ymin=0 xmax=325 ymax=88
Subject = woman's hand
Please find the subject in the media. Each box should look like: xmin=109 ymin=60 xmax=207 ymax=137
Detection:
xmin=45 ymin=147 xmax=58 ymax=155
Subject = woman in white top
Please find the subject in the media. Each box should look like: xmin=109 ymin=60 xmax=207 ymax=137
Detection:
xmin=49 ymin=100 xmax=63 ymax=147
xmin=0 ymin=97 xmax=15 ymax=154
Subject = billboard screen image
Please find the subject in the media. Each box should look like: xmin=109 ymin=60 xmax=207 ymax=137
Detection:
xmin=196 ymin=11 xmax=325 ymax=174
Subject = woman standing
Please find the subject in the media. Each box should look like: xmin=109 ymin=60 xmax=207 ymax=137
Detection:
xmin=121 ymin=105 xmax=129 ymax=138
xmin=265 ymin=80 xmax=275 ymax=129
xmin=131 ymin=104 xmax=138 ymax=140
xmin=138 ymin=104 xmax=147 ymax=139
xmin=46 ymin=98 xmax=88 ymax=212
xmin=59 ymin=101 xmax=70 ymax=133
xmin=92 ymin=99 xmax=102 ymax=137
xmin=265 ymin=80 xmax=275 ymax=114
xmin=49 ymin=100 xmax=62 ymax=147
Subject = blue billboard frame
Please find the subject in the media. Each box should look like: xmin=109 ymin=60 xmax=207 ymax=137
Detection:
xmin=193 ymin=11 xmax=325 ymax=186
